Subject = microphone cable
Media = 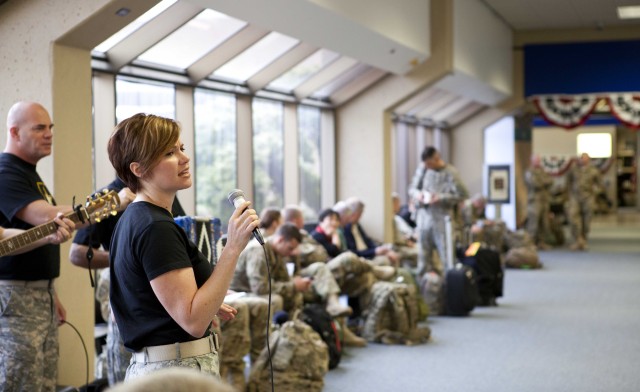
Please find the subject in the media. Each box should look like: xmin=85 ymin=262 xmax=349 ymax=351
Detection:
xmin=261 ymin=244 xmax=275 ymax=392
xmin=63 ymin=320 xmax=90 ymax=389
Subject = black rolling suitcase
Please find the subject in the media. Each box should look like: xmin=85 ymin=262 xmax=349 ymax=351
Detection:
xmin=460 ymin=247 xmax=503 ymax=305
xmin=443 ymin=216 xmax=477 ymax=316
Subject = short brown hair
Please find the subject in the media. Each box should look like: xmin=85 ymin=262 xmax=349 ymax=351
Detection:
xmin=259 ymin=207 xmax=282 ymax=229
xmin=108 ymin=113 xmax=181 ymax=193
xmin=275 ymin=223 xmax=302 ymax=243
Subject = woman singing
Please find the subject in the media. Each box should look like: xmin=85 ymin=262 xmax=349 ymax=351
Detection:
xmin=107 ymin=113 xmax=259 ymax=379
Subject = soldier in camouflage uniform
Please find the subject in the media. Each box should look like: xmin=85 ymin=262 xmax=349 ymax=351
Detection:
xmin=408 ymin=146 xmax=469 ymax=276
xmin=0 ymin=102 xmax=81 ymax=392
xmin=284 ymin=206 xmax=377 ymax=347
xmin=391 ymin=193 xmax=419 ymax=269
xmin=95 ymin=268 xmax=131 ymax=385
xmin=219 ymin=295 xmax=269 ymax=390
xmin=525 ymin=154 xmax=554 ymax=250
xmin=230 ymin=223 xmax=351 ymax=318
xmin=566 ymin=153 xmax=603 ymax=250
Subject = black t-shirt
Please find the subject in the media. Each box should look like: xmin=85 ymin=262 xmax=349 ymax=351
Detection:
xmin=0 ymin=153 xmax=60 ymax=280
xmin=73 ymin=177 xmax=185 ymax=250
xmin=109 ymin=201 xmax=212 ymax=351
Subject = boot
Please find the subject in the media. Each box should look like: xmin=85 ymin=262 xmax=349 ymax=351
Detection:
xmin=326 ymin=294 xmax=352 ymax=318
xmin=372 ymin=265 xmax=396 ymax=281
xmin=341 ymin=322 xmax=367 ymax=347
xmin=578 ymin=236 xmax=588 ymax=251
xmin=570 ymin=239 xmax=581 ymax=251
xmin=536 ymin=241 xmax=551 ymax=251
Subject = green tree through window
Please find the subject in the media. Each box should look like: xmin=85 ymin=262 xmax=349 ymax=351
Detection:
xmin=194 ymin=89 xmax=237 ymax=227
xmin=252 ymin=98 xmax=284 ymax=212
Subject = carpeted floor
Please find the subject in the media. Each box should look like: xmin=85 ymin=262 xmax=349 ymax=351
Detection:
xmin=323 ymin=211 xmax=640 ymax=392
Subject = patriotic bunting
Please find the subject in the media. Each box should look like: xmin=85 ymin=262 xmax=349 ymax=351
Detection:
xmin=531 ymin=93 xmax=640 ymax=130
xmin=532 ymin=95 xmax=597 ymax=129
xmin=540 ymin=155 xmax=575 ymax=176
xmin=540 ymin=156 xmax=613 ymax=176
xmin=607 ymin=94 xmax=640 ymax=129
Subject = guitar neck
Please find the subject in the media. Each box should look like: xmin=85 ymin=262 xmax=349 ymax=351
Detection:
xmin=0 ymin=209 xmax=87 ymax=257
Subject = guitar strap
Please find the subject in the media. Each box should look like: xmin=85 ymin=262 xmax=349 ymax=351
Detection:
xmin=73 ymin=195 xmax=96 ymax=288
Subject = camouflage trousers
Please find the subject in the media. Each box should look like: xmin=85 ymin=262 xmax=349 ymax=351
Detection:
xmin=126 ymin=343 xmax=220 ymax=381
xmin=299 ymin=262 xmax=341 ymax=300
xmin=106 ymin=314 xmax=131 ymax=385
xmin=326 ymin=251 xmax=376 ymax=297
xmin=526 ymin=200 xmax=550 ymax=244
xmin=0 ymin=284 xmax=58 ymax=392
xmin=568 ymin=197 xmax=594 ymax=240
xmin=219 ymin=296 xmax=270 ymax=390
xmin=416 ymin=210 xmax=449 ymax=276
xmin=394 ymin=245 xmax=419 ymax=270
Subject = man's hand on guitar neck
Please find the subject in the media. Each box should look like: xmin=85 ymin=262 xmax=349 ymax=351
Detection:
xmin=46 ymin=212 xmax=76 ymax=245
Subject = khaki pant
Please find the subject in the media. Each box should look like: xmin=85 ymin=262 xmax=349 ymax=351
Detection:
xmin=0 ymin=285 xmax=58 ymax=392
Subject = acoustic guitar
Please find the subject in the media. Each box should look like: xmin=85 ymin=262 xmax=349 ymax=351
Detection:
xmin=0 ymin=190 xmax=120 ymax=257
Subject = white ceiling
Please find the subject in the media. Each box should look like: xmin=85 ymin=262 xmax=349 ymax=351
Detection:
xmin=81 ymin=0 xmax=640 ymax=128
xmin=483 ymin=0 xmax=640 ymax=31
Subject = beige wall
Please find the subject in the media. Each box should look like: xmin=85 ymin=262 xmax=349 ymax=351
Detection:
xmin=0 ymin=0 xmax=157 ymax=386
xmin=335 ymin=0 xmax=453 ymax=242
xmin=451 ymin=43 xmax=525 ymax=197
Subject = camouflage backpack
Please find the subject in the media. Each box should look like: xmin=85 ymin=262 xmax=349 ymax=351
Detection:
xmin=505 ymin=246 xmax=542 ymax=269
xmin=362 ymin=281 xmax=431 ymax=345
xmin=248 ymin=319 xmax=329 ymax=392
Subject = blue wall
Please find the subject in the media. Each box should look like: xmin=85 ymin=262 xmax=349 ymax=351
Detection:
xmin=525 ymin=40 xmax=640 ymax=97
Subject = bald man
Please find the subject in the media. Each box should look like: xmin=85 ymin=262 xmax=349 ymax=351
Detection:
xmin=0 ymin=101 xmax=89 ymax=391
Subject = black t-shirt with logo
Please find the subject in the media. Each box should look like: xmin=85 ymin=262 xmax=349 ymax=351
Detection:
xmin=0 ymin=153 xmax=60 ymax=280
xmin=109 ymin=201 xmax=212 ymax=351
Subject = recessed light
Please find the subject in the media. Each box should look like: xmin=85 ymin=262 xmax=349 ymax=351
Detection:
xmin=617 ymin=5 xmax=640 ymax=19
xmin=115 ymin=7 xmax=130 ymax=17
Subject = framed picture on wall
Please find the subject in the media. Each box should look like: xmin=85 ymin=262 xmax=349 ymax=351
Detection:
xmin=487 ymin=165 xmax=510 ymax=204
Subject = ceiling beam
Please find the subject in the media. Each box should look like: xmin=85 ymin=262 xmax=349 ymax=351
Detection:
xmin=107 ymin=1 xmax=204 ymax=71
xmin=187 ymin=24 xmax=269 ymax=83
xmin=294 ymin=57 xmax=359 ymax=100
xmin=246 ymin=42 xmax=318 ymax=93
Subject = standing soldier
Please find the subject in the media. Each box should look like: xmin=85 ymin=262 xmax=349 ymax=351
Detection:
xmin=408 ymin=146 xmax=468 ymax=276
xmin=525 ymin=154 xmax=553 ymax=250
xmin=0 ymin=102 xmax=84 ymax=392
xmin=566 ymin=153 xmax=603 ymax=251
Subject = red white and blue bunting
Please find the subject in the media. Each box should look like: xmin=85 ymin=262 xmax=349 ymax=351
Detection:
xmin=607 ymin=94 xmax=640 ymax=129
xmin=532 ymin=95 xmax=598 ymax=129
xmin=541 ymin=155 xmax=575 ymax=176
xmin=540 ymin=156 xmax=614 ymax=176
xmin=531 ymin=93 xmax=640 ymax=130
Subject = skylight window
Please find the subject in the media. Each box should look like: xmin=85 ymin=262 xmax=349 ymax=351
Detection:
xmin=94 ymin=0 xmax=178 ymax=53
xmin=213 ymin=32 xmax=300 ymax=83
xmin=267 ymin=49 xmax=340 ymax=93
xmin=137 ymin=9 xmax=247 ymax=69
xmin=310 ymin=63 xmax=371 ymax=100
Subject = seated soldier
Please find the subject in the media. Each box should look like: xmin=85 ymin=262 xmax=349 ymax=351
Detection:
xmin=285 ymin=206 xmax=393 ymax=347
xmin=218 ymin=293 xmax=269 ymax=391
xmin=213 ymin=226 xmax=270 ymax=391
xmin=258 ymin=207 xmax=282 ymax=238
xmin=229 ymin=223 xmax=351 ymax=319
xmin=343 ymin=197 xmax=400 ymax=267
xmin=391 ymin=193 xmax=419 ymax=269
xmin=458 ymin=193 xmax=506 ymax=251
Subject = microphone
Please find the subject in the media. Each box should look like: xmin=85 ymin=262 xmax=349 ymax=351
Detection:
xmin=227 ymin=189 xmax=265 ymax=245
